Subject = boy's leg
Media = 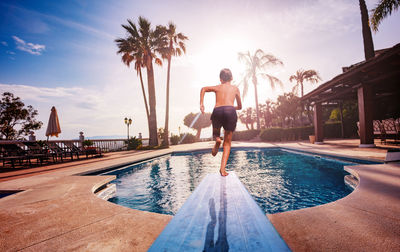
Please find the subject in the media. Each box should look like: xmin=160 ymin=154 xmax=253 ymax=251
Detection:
xmin=220 ymin=130 xmax=233 ymax=176
xmin=212 ymin=137 xmax=221 ymax=156
xmin=212 ymin=126 xmax=221 ymax=156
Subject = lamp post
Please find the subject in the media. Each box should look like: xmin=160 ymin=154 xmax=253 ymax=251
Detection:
xmin=124 ymin=117 xmax=132 ymax=141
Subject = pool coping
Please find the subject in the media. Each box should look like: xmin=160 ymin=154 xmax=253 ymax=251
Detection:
xmin=0 ymin=141 xmax=399 ymax=251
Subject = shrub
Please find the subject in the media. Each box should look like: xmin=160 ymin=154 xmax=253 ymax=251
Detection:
xmin=180 ymin=133 xmax=196 ymax=144
xmin=232 ymin=130 xmax=260 ymax=141
xmin=170 ymin=134 xmax=180 ymax=145
xmin=125 ymin=137 xmax=142 ymax=150
xmin=260 ymin=126 xmax=314 ymax=142
xmin=324 ymin=122 xmax=342 ymax=138
xmin=260 ymin=128 xmax=284 ymax=141
xmin=82 ymin=139 xmax=93 ymax=147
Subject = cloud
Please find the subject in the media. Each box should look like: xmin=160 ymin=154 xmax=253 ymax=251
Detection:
xmin=12 ymin=36 xmax=45 ymax=55
xmin=0 ymin=82 xmax=147 ymax=140
xmin=3 ymin=3 xmax=114 ymax=40
xmin=6 ymin=51 xmax=15 ymax=55
xmin=1 ymin=41 xmax=7 ymax=46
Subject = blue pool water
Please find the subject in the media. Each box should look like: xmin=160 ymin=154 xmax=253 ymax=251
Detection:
xmin=102 ymin=148 xmax=375 ymax=215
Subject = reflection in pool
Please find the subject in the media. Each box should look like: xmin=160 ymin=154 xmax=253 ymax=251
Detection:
xmin=103 ymin=148 xmax=363 ymax=215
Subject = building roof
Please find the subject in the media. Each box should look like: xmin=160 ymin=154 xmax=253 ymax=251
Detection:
xmin=301 ymin=43 xmax=400 ymax=104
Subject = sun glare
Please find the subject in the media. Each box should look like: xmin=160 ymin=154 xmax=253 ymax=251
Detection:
xmin=192 ymin=36 xmax=285 ymax=111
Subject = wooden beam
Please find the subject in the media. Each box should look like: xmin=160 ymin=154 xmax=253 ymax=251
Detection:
xmin=314 ymin=102 xmax=324 ymax=143
xmin=339 ymin=101 xmax=344 ymax=138
xmin=357 ymin=85 xmax=374 ymax=147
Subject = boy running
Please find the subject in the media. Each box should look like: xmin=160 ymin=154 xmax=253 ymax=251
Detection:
xmin=200 ymin=68 xmax=242 ymax=176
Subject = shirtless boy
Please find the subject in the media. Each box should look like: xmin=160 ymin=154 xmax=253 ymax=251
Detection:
xmin=200 ymin=68 xmax=242 ymax=176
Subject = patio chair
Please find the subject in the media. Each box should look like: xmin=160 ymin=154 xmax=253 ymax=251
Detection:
xmin=395 ymin=118 xmax=400 ymax=133
xmin=0 ymin=143 xmax=31 ymax=168
xmin=373 ymin=120 xmax=384 ymax=143
xmin=381 ymin=118 xmax=399 ymax=143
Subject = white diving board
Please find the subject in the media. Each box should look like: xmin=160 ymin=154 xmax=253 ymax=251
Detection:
xmin=149 ymin=172 xmax=290 ymax=251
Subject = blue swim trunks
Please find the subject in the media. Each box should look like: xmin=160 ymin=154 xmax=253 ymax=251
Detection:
xmin=211 ymin=106 xmax=237 ymax=138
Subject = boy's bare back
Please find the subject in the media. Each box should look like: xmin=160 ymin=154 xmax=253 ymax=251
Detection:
xmin=200 ymin=83 xmax=242 ymax=112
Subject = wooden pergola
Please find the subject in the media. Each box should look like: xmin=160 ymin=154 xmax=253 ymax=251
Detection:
xmin=301 ymin=43 xmax=400 ymax=147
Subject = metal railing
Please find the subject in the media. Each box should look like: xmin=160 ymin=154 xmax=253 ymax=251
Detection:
xmin=0 ymin=138 xmax=149 ymax=153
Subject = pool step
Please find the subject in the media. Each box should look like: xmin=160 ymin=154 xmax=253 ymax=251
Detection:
xmin=149 ymin=172 xmax=290 ymax=252
xmin=344 ymin=174 xmax=358 ymax=190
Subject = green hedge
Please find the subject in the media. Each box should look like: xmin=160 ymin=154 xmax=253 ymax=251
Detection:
xmin=259 ymin=122 xmax=346 ymax=142
xmin=259 ymin=128 xmax=284 ymax=141
xmin=180 ymin=133 xmax=196 ymax=144
xmin=232 ymin=130 xmax=260 ymax=141
xmin=170 ymin=134 xmax=180 ymax=145
xmin=229 ymin=122 xmax=353 ymax=142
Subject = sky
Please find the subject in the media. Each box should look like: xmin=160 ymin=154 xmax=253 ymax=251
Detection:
xmin=0 ymin=0 xmax=399 ymax=140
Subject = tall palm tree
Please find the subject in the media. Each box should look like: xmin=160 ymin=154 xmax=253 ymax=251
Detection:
xmin=359 ymin=0 xmax=375 ymax=60
xmin=238 ymin=49 xmax=283 ymax=130
xmin=115 ymin=36 xmax=150 ymax=130
xmin=289 ymin=69 xmax=321 ymax=97
xmin=370 ymin=0 xmax=400 ymax=31
xmin=160 ymin=22 xmax=188 ymax=146
xmin=115 ymin=17 xmax=167 ymax=146
xmin=289 ymin=69 xmax=321 ymax=125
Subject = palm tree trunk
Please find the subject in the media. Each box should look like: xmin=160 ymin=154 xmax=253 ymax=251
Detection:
xmin=252 ymin=76 xmax=261 ymax=130
xmin=196 ymin=128 xmax=201 ymax=140
xmin=138 ymin=68 xmax=150 ymax=126
xmin=300 ymin=81 xmax=304 ymax=98
xmin=163 ymin=55 xmax=172 ymax=146
xmin=359 ymin=0 xmax=375 ymax=60
xmin=146 ymin=60 xmax=158 ymax=146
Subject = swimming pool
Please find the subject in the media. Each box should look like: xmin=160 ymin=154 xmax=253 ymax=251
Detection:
xmin=100 ymin=148 xmax=378 ymax=215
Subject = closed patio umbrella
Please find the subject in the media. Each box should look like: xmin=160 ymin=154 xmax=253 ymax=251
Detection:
xmin=46 ymin=106 xmax=61 ymax=140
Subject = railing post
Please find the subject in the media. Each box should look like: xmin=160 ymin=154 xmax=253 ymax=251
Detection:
xmin=79 ymin=132 xmax=84 ymax=150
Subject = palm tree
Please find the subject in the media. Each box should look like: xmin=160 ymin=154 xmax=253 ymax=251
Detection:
xmin=289 ymin=69 xmax=321 ymax=97
xmin=238 ymin=49 xmax=283 ymax=130
xmin=289 ymin=69 xmax=321 ymax=125
xmin=160 ymin=22 xmax=188 ymax=146
xmin=115 ymin=17 xmax=167 ymax=146
xmin=239 ymin=107 xmax=257 ymax=130
xmin=370 ymin=0 xmax=400 ymax=31
xmin=115 ymin=36 xmax=150 ymax=131
xmin=359 ymin=0 xmax=375 ymax=60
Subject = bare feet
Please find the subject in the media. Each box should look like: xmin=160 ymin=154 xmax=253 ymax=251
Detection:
xmin=219 ymin=169 xmax=229 ymax=176
xmin=212 ymin=138 xmax=222 ymax=156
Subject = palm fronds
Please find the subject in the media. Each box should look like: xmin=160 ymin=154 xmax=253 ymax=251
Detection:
xmin=370 ymin=0 xmax=400 ymax=31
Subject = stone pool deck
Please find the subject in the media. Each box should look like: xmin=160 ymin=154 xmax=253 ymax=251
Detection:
xmin=0 ymin=140 xmax=399 ymax=251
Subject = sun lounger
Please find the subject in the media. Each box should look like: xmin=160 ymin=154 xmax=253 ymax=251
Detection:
xmin=22 ymin=142 xmax=53 ymax=165
xmin=64 ymin=142 xmax=102 ymax=158
xmin=46 ymin=142 xmax=77 ymax=162
xmin=0 ymin=143 xmax=31 ymax=168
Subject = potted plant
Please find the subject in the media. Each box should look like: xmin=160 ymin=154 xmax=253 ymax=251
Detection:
xmin=82 ymin=140 xmax=95 ymax=150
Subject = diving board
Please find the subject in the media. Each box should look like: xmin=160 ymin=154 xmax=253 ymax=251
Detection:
xmin=149 ymin=172 xmax=290 ymax=251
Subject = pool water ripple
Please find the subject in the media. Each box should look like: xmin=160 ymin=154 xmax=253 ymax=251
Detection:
xmin=105 ymin=148 xmax=359 ymax=215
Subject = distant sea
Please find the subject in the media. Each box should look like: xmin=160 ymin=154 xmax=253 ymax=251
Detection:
xmin=86 ymin=135 xmax=127 ymax=140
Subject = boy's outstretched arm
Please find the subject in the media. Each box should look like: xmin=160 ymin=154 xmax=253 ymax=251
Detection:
xmin=235 ymin=87 xmax=242 ymax=110
xmin=200 ymin=86 xmax=216 ymax=114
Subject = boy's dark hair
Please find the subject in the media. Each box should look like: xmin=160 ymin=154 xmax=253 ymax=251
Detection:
xmin=220 ymin=68 xmax=233 ymax=83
